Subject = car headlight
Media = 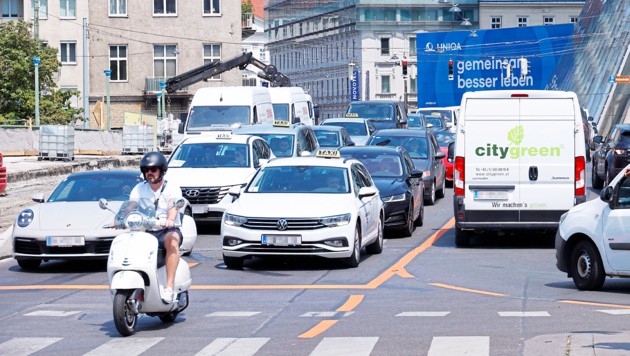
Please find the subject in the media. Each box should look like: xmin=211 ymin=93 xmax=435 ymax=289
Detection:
xmin=17 ymin=209 xmax=34 ymax=228
xmin=224 ymin=213 xmax=247 ymax=226
xmin=382 ymin=193 xmax=406 ymax=203
xmin=125 ymin=212 xmax=144 ymax=230
xmin=320 ymin=213 xmax=351 ymax=227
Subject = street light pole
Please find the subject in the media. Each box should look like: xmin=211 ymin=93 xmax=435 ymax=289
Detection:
xmin=33 ymin=57 xmax=40 ymax=127
xmin=104 ymin=70 xmax=112 ymax=130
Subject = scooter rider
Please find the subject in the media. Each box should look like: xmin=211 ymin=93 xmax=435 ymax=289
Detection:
xmin=130 ymin=151 xmax=183 ymax=304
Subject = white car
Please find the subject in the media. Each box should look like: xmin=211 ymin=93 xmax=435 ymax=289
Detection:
xmin=221 ymin=150 xmax=385 ymax=269
xmin=556 ymin=163 xmax=630 ymax=290
xmin=165 ymin=132 xmax=274 ymax=223
xmin=321 ymin=117 xmax=377 ymax=145
xmin=416 ymin=107 xmax=458 ymax=133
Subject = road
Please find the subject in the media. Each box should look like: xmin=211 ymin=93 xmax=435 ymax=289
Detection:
xmin=1 ymin=171 xmax=629 ymax=355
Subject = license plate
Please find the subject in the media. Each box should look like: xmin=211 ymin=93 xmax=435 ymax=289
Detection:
xmin=46 ymin=236 xmax=85 ymax=247
xmin=474 ymin=190 xmax=509 ymax=200
xmin=261 ymin=234 xmax=302 ymax=246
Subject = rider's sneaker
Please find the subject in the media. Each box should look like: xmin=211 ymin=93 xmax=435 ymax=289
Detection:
xmin=161 ymin=287 xmax=174 ymax=304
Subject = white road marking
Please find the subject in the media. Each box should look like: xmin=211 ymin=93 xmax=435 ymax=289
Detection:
xmin=195 ymin=337 xmax=269 ymax=356
xmin=428 ymin=336 xmax=489 ymax=356
xmin=597 ymin=309 xmax=630 ymax=315
xmin=300 ymin=311 xmax=337 ymax=317
xmin=205 ymin=311 xmax=261 ymax=317
xmin=396 ymin=311 xmax=450 ymax=317
xmin=0 ymin=337 xmax=62 ymax=355
xmin=309 ymin=337 xmax=378 ymax=356
xmin=25 ymin=310 xmax=81 ymax=317
xmin=84 ymin=337 xmax=163 ymax=356
xmin=498 ymin=311 xmax=550 ymax=317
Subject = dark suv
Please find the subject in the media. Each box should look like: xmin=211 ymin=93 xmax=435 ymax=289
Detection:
xmin=592 ymin=124 xmax=630 ymax=189
xmin=345 ymin=100 xmax=408 ymax=130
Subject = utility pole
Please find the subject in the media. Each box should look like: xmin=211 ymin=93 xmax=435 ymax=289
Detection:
xmin=33 ymin=57 xmax=41 ymax=126
xmin=104 ymin=70 xmax=112 ymax=130
xmin=83 ymin=18 xmax=89 ymax=128
xmin=34 ymin=0 xmax=39 ymax=40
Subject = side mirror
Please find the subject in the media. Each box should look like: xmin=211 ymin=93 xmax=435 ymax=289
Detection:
xmin=446 ymin=122 xmax=453 ymax=128
xmin=98 ymin=198 xmax=108 ymax=210
xmin=593 ymin=135 xmax=603 ymax=144
xmin=32 ymin=193 xmax=45 ymax=203
xmin=447 ymin=142 xmax=455 ymax=161
xmin=358 ymin=186 xmax=378 ymax=199
xmin=174 ymin=198 xmax=186 ymax=209
xmin=435 ymin=151 xmax=446 ymax=160
xmin=314 ymin=105 xmax=320 ymax=119
xmin=178 ymin=122 xmax=184 ymax=134
xmin=600 ymin=185 xmax=613 ymax=203
xmin=228 ymin=185 xmax=241 ymax=198
xmin=588 ymin=116 xmax=594 ymax=122
xmin=409 ymin=169 xmax=423 ymax=179
xmin=256 ymin=158 xmax=269 ymax=168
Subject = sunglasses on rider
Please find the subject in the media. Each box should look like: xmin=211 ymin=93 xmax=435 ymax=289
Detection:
xmin=142 ymin=167 xmax=160 ymax=173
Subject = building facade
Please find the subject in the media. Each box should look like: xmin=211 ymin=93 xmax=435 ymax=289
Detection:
xmin=479 ymin=0 xmax=583 ymax=29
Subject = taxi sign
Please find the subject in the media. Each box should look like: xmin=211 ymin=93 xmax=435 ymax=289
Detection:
xmin=430 ymin=112 xmax=442 ymax=117
xmin=216 ymin=132 xmax=232 ymax=139
xmin=273 ymin=120 xmax=291 ymax=127
xmin=345 ymin=113 xmax=359 ymax=118
xmin=316 ymin=149 xmax=341 ymax=158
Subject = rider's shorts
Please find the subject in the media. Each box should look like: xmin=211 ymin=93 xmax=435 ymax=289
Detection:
xmin=148 ymin=227 xmax=183 ymax=249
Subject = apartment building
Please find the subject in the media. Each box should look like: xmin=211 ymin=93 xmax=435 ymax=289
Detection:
xmin=479 ymin=0 xmax=584 ymax=29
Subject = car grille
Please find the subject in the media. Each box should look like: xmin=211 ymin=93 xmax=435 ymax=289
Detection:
xmin=236 ymin=245 xmax=330 ymax=253
xmin=181 ymin=186 xmax=231 ymax=205
xmin=13 ymin=238 xmax=113 ymax=255
xmin=242 ymin=218 xmax=325 ymax=230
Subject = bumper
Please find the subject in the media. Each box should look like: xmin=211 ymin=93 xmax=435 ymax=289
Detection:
xmin=383 ymin=199 xmax=409 ymax=229
xmin=191 ymin=195 xmax=233 ymax=221
xmin=555 ymin=229 xmax=569 ymax=273
xmin=13 ymin=236 xmax=113 ymax=259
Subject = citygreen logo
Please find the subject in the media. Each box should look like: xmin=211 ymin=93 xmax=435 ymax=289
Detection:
xmin=475 ymin=125 xmax=562 ymax=159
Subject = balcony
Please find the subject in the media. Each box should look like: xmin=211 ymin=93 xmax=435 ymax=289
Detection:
xmin=375 ymin=93 xmax=398 ymax=100
xmin=144 ymin=77 xmax=188 ymax=94
xmin=242 ymin=13 xmax=256 ymax=40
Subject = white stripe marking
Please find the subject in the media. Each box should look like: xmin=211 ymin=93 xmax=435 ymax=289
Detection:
xmin=597 ymin=309 xmax=630 ymax=315
xmin=396 ymin=311 xmax=450 ymax=317
xmin=0 ymin=337 xmax=62 ymax=355
xmin=84 ymin=337 xmax=163 ymax=356
xmin=428 ymin=336 xmax=489 ymax=356
xmin=25 ymin=310 xmax=81 ymax=317
xmin=301 ymin=311 xmax=337 ymax=317
xmin=196 ymin=338 xmax=269 ymax=356
xmin=205 ymin=311 xmax=261 ymax=317
xmin=498 ymin=311 xmax=550 ymax=317
xmin=310 ymin=337 xmax=378 ymax=356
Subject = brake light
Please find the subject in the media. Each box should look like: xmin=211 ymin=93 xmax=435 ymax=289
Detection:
xmin=575 ymin=156 xmax=585 ymax=197
xmin=455 ymin=156 xmax=465 ymax=196
xmin=511 ymin=94 xmax=529 ymax=98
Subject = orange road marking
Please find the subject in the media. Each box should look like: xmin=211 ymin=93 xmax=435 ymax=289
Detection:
xmin=188 ymin=262 xmax=199 ymax=268
xmin=337 ymin=294 xmax=364 ymax=312
xmin=430 ymin=282 xmax=508 ymax=297
xmin=298 ymin=320 xmax=338 ymax=339
xmin=559 ymin=300 xmax=630 ymax=309
xmin=0 ymin=285 xmax=108 ymax=290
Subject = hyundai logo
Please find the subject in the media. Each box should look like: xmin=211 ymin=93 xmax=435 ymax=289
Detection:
xmin=277 ymin=219 xmax=288 ymax=231
xmin=185 ymin=189 xmax=200 ymax=197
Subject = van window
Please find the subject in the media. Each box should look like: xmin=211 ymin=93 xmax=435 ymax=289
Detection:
xmin=272 ymin=103 xmax=290 ymax=121
xmin=188 ymin=106 xmax=250 ymax=129
xmin=347 ymin=103 xmax=395 ymax=121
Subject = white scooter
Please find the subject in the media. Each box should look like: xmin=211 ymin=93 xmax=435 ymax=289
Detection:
xmin=100 ymin=197 xmax=192 ymax=337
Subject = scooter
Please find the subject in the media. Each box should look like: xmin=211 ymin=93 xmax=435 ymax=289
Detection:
xmin=100 ymin=197 xmax=192 ymax=336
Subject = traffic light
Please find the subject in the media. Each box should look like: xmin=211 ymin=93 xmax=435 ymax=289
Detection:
xmin=402 ymin=60 xmax=408 ymax=76
xmin=448 ymin=59 xmax=454 ymax=81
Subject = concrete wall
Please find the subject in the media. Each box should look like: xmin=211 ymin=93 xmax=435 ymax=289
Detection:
xmin=0 ymin=127 xmax=127 ymax=155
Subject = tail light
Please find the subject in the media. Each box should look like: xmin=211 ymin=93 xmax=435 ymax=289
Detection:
xmin=455 ymin=156 xmax=465 ymax=196
xmin=575 ymin=156 xmax=585 ymax=197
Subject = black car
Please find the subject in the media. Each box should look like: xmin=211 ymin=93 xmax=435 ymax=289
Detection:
xmin=345 ymin=100 xmax=408 ymax=130
xmin=339 ymin=146 xmax=424 ymax=237
xmin=592 ymin=124 xmax=630 ymax=188
xmin=311 ymin=125 xmax=355 ymax=149
xmin=366 ymin=129 xmax=446 ymax=205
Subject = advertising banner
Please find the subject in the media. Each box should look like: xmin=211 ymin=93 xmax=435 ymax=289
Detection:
xmin=351 ymin=70 xmax=360 ymax=101
xmin=416 ymin=24 xmax=574 ymax=107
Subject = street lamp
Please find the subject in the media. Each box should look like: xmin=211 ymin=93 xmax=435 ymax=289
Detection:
xmin=33 ymin=57 xmax=40 ymax=127
xmin=104 ymin=69 xmax=112 ymax=130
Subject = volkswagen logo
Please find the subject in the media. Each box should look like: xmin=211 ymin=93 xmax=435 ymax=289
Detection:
xmin=185 ymin=189 xmax=200 ymax=197
xmin=276 ymin=219 xmax=288 ymax=231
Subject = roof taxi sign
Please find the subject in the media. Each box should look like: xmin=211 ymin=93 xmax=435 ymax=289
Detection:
xmin=216 ymin=132 xmax=232 ymax=139
xmin=345 ymin=113 xmax=359 ymax=118
xmin=273 ymin=120 xmax=291 ymax=127
xmin=316 ymin=149 xmax=341 ymax=159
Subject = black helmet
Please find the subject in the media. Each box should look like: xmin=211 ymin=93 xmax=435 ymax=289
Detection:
xmin=140 ymin=151 xmax=168 ymax=181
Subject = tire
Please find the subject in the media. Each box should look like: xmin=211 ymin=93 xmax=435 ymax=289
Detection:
xmin=159 ymin=311 xmax=178 ymax=323
xmin=455 ymin=228 xmax=472 ymax=248
xmin=425 ymin=182 xmax=436 ymax=206
xmin=366 ymin=215 xmax=383 ymax=255
xmin=401 ymin=201 xmax=415 ymax=237
xmin=182 ymin=248 xmax=193 ymax=257
xmin=113 ymin=290 xmax=137 ymax=337
xmin=591 ymin=163 xmax=604 ymax=189
xmin=570 ymin=240 xmax=606 ymax=291
xmin=414 ymin=201 xmax=424 ymax=227
xmin=223 ymin=255 xmax=244 ymax=269
xmin=17 ymin=259 xmax=41 ymax=270
xmin=345 ymin=225 xmax=361 ymax=268
xmin=436 ymin=176 xmax=446 ymax=199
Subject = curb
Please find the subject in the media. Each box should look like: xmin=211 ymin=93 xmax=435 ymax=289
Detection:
xmin=7 ymin=156 xmax=142 ymax=183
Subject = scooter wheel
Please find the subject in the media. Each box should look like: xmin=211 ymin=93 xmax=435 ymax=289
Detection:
xmin=159 ymin=311 xmax=178 ymax=323
xmin=113 ymin=290 xmax=137 ymax=336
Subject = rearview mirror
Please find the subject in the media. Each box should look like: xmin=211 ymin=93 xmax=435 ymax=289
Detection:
xmin=32 ymin=193 xmax=45 ymax=203
xmin=228 ymin=185 xmax=242 ymax=198
xmin=358 ymin=186 xmax=378 ymax=199
xmin=600 ymin=186 xmax=613 ymax=202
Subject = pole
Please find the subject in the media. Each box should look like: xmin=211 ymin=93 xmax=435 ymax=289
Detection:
xmin=34 ymin=0 xmax=39 ymax=40
xmin=33 ymin=57 xmax=40 ymax=126
xmin=403 ymin=75 xmax=408 ymax=112
xmin=160 ymin=81 xmax=166 ymax=121
xmin=156 ymin=93 xmax=162 ymax=119
xmin=104 ymin=70 xmax=112 ymax=130
xmin=83 ymin=18 xmax=89 ymax=128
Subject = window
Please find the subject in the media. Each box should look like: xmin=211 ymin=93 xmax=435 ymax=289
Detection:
xmin=109 ymin=45 xmax=128 ymax=81
xmin=570 ymin=16 xmax=578 ymax=24
xmin=203 ymin=0 xmax=220 ymax=15
xmin=544 ymin=16 xmax=555 ymax=25
xmin=409 ymin=37 xmax=416 ymax=57
xmin=109 ymin=0 xmax=127 ymax=16
xmin=30 ymin=0 xmax=48 ymax=19
xmin=60 ymin=42 xmax=76 ymax=64
xmin=3 ymin=0 xmax=19 ymax=18
xmin=60 ymin=0 xmax=75 ymax=18
xmin=154 ymin=0 xmax=176 ymax=15
xmin=517 ymin=16 xmax=528 ymax=27
xmin=381 ymin=75 xmax=391 ymax=93
xmin=153 ymin=45 xmax=177 ymax=78
xmin=380 ymin=38 xmax=390 ymax=56
xmin=491 ymin=16 xmax=502 ymax=29
xmin=203 ymin=44 xmax=221 ymax=80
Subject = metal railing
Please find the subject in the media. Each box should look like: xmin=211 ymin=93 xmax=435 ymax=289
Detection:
xmin=144 ymin=77 xmax=188 ymax=94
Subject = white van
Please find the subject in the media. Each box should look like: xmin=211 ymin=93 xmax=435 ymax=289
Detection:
xmin=268 ymin=87 xmax=318 ymax=125
xmin=178 ymin=86 xmax=274 ymax=134
xmin=451 ymin=90 xmax=587 ymax=247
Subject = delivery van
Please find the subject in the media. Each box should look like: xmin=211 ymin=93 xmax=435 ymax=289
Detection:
xmin=268 ymin=87 xmax=318 ymax=125
xmin=178 ymin=86 xmax=274 ymax=135
xmin=451 ymin=90 xmax=587 ymax=247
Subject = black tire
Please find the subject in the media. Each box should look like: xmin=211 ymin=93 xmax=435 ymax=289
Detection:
xmin=159 ymin=311 xmax=178 ymax=323
xmin=113 ymin=290 xmax=137 ymax=337
xmin=345 ymin=225 xmax=361 ymax=268
xmin=455 ymin=228 xmax=472 ymax=248
xmin=401 ymin=201 xmax=415 ymax=237
xmin=425 ymin=182 xmax=436 ymax=206
xmin=570 ymin=240 xmax=606 ymax=291
xmin=414 ymin=201 xmax=424 ymax=227
xmin=592 ymin=163 xmax=604 ymax=189
xmin=223 ymin=255 xmax=244 ymax=269
xmin=436 ymin=176 xmax=446 ymax=199
xmin=17 ymin=259 xmax=41 ymax=270
xmin=366 ymin=215 xmax=384 ymax=255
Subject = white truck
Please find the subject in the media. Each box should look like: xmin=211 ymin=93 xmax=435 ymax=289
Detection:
xmin=268 ymin=87 xmax=318 ymax=125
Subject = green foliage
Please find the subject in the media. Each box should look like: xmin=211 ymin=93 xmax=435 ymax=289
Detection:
xmin=508 ymin=125 xmax=524 ymax=145
xmin=242 ymin=0 xmax=253 ymax=14
xmin=0 ymin=20 xmax=82 ymax=126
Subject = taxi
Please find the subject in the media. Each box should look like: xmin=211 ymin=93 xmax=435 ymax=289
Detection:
xmin=165 ymin=131 xmax=274 ymax=222
xmin=221 ymin=149 xmax=385 ymax=269
xmin=233 ymin=120 xmax=319 ymax=158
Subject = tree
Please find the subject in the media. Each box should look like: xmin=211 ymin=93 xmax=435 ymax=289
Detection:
xmin=0 ymin=20 xmax=82 ymax=126
xmin=242 ymin=0 xmax=253 ymax=15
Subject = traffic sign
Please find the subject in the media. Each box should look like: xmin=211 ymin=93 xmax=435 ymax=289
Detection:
xmin=614 ymin=75 xmax=630 ymax=83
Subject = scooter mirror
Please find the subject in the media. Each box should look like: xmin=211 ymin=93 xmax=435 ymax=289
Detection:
xmin=173 ymin=198 xmax=186 ymax=209
xmin=99 ymin=198 xmax=109 ymax=210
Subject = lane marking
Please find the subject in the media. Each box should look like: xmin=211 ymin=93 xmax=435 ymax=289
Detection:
xmin=196 ymin=337 xmax=269 ymax=356
xmin=498 ymin=311 xmax=550 ymax=317
xmin=597 ymin=309 xmax=630 ymax=315
xmin=205 ymin=311 xmax=261 ymax=317
xmin=337 ymin=294 xmax=364 ymax=312
xmin=559 ymin=300 xmax=630 ymax=309
xmin=309 ymin=337 xmax=379 ymax=356
xmin=301 ymin=311 xmax=337 ymax=317
xmin=84 ymin=337 xmax=163 ymax=356
xmin=428 ymin=336 xmax=489 ymax=356
xmin=0 ymin=337 xmax=62 ymax=355
xmin=396 ymin=311 xmax=450 ymax=317
xmin=429 ymin=283 xmax=508 ymax=297
xmin=25 ymin=310 xmax=81 ymax=317
xmin=298 ymin=320 xmax=338 ymax=339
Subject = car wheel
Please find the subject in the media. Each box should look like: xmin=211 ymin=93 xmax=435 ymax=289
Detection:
xmin=366 ymin=215 xmax=383 ymax=255
xmin=414 ymin=200 xmax=424 ymax=227
xmin=436 ymin=176 xmax=446 ymax=199
xmin=223 ymin=255 xmax=244 ymax=269
xmin=591 ymin=163 xmax=604 ymax=189
xmin=17 ymin=259 xmax=41 ymax=270
xmin=455 ymin=228 xmax=472 ymax=248
xmin=425 ymin=182 xmax=436 ymax=206
xmin=345 ymin=225 xmax=361 ymax=268
xmin=570 ymin=240 xmax=606 ymax=291
xmin=401 ymin=201 xmax=415 ymax=237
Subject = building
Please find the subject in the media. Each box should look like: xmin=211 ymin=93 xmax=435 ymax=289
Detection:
xmin=479 ymin=0 xmax=583 ymax=29
xmin=242 ymin=0 xmax=270 ymax=87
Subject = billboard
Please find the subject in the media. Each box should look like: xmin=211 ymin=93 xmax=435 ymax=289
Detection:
xmin=416 ymin=24 xmax=574 ymax=107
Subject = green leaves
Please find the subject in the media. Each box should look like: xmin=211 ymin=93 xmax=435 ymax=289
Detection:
xmin=507 ymin=125 xmax=524 ymax=146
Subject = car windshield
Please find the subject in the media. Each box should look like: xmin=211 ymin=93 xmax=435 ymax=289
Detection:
xmin=187 ymin=106 xmax=250 ymax=129
xmin=426 ymin=117 xmax=445 ymax=129
xmin=250 ymin=134 xmax=294 ymax=157
xmin=344 ymin=153 xmax=403 ymax=178
xmin=369 ymin=136 xmax=429 ymax=159
xmin=408 ymin=115 xmax=425 ymax=128
xmin=48 ymin=174 xmax=143 ymax=202
xmin=434 ymin=131 xmax=455 ymax=147
xmin=169 ymin=142 xmax=250 ymax=168
xmin=248 ymin=166 xmax=350 ymax=193
xmin=272 ymin=104 xmax=290 ymax=121
xmin=314 ymin=130 xmax=341 ymax=147
xmin=418 ymin=109 xmax=452 ymax=121
xmin=620 ymin=131 xmax=630 ymax=143
xmin=323 ymin=122 xmax=367 ymax=136
xmin=347 ymin=104 xmax=394 ymax=121
xmin=113 ymin=199 xmax=157 ymax=223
